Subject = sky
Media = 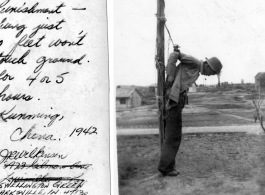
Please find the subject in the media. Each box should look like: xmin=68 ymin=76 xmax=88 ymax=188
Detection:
xmin=114 ymin=0 xmax=265 ymax=86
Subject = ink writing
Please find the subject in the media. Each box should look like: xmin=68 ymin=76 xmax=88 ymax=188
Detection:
xmin=26 ymin=72 xmax=69 ymax=86
xmin=0 ymin=0 xmax=97 ymax=194
xmin=0 ymin=0 xmax=66 ymax=14
xmin=0 ymin=105 xmax=62 ymax=126
xmin=0 ymin=85 xmax=33 ymax=101
xmin=10 ymin=124 xmax=57 ymax=142
xmin=0 ymin=146 xmax=67 ymax=164
xmin=69 ymin=127 xmax=97 ymax=137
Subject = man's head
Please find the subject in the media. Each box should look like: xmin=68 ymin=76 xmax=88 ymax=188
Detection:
xmin=202 ymin=57 xmax=223 ymax=76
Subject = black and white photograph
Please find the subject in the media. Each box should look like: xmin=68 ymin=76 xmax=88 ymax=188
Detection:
xmin=115 ymin=0 xmax=265 ymax=194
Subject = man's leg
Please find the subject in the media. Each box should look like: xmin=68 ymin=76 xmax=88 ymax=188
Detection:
xmin=158 ymin=105 xmax=182 ymax=175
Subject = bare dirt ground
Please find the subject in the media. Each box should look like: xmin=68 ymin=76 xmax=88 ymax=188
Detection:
xmin=118 ymin=133 xmax=265 ymax=195
xmin=117 ymin=89 xmax=265 ymax=195
xmin=116 ymin=90 xmax=258 ymax=129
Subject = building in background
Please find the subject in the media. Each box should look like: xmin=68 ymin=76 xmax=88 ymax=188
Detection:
xmin=189 ymin=83 xmax=197 ymax=93
xmin=255 ymin=72 xmax=265 ymax=92
xmin=116 ymin=86 xmax=142 ymax=108
xmin=222 ymin=82 xmax=229 ymax=86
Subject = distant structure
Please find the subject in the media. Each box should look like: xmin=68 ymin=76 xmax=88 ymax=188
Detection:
xmin=217 ymin=74 xmax=221 ymax=87
xmin=116 ymin=86 xmax=142 ymax=108
xmin=255 ymin=72 xmax=265 ymax=92
xmin=241 ymin=79 xmax=244 ymax=84
xmin=189 ymin=83 xmax=197 ymax=93
xmin=222 ymin=82 xmax=229 ymax=86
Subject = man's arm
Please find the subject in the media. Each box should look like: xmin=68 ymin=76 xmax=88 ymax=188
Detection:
xmin=166 ymin=51 xmax=180 ymax=82
xmin=166 ymin=52 xmax=202 ymax=82
xmin=178 ymin=53 xmax=202 ymax=67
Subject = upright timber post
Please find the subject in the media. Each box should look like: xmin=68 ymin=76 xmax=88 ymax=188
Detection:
xmin=156 ymin=0 xmax=165 ymax=149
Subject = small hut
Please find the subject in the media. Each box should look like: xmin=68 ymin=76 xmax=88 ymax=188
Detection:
xmin=255 ymin=72 xmax=265 ymax=92
xmin=116 ymin=86 xmax=142 ymax=108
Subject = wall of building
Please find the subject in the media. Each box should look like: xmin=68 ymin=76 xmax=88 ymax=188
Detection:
xmin=255 ymin=78 xmax=265 ymax=92
xmin=260 ymin=79 xmax=265 ymax=92
xmin=131 ymin=91 xmax=141 ymax=108
xmin=189 ymin=86 xmax=196 ymax=93
xmin=116 ymin=90 xmax=142 ymax=109
xmin=116 ymin=98 xmax=129 ymax=108
xmin=255 ymin=77 xmax=260 ymax=90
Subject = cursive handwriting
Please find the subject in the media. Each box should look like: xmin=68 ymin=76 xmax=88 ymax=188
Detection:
xmin=0 ymin=69 xmax=14 ymax=81
xmin=0 ymin=173 xmax=49 ymax=189
xmin=0 ymin=105 xmax=62 ymax=126
xmin=30 ymin=19 xmax=65 ymax=38
xmin=4 ymin=159 xmax=92 ymax=170
xmin=16 ymin=34 xmax=45 ymax=48
xmin=48 ymin=32 xmax=86 ymax=47
xmin=0 ymin=1 xmax=93 ymax=194
xmin=0 ymin=17 xmax=27 ymax=37
xmin=0 ymin=0 xmax=66 ymax=14
xmin=10 ymin=124 xmax=57 ymax=142
xmin=0 ymin=146 xmax=67 ymax=164
xmin=0 ymin=49 xmax=30 ymax=65
xmin=35 ymin=55 xmax=86 ymax=73
xmin=0 ymin=84 xmax=33 ymax=101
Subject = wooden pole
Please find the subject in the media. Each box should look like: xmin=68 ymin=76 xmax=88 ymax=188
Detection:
xmin=156 ymin=0 xmax=165 ymax=149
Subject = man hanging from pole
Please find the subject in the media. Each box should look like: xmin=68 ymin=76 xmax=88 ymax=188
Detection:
xmin=157 ymin=45 xmax=223 ymax=177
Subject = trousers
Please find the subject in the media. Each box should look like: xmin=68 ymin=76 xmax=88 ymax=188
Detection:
xmin=157 ymin=94 xmax=185 ymax=174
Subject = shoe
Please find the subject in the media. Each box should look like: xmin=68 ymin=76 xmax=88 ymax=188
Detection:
xmin=163 ymin=170 xmax=180 ymax=177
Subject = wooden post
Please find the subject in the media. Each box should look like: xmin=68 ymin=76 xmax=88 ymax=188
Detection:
xmin=156 ymin=0 xmax=165 ymax=149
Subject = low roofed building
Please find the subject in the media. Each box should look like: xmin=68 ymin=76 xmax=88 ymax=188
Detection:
xmin=255 ymin=72 xmax=265 ymax=92
xmin=116 ymin=86 xmax=142 ymax=108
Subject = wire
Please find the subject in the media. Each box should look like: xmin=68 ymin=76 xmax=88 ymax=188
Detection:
xmin=154 ymin=14 xmax=176 ymax=120
xmin=165 ymin=23 xmax=175 ymax=46
xmin=155 ymin=14 xmax=175 ymax=48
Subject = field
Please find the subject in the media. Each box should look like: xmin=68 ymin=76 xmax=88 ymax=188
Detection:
xmin=117 ymin=88 xmax=258 ymax=129
xmin=116 ymin=86 xmax=265 ymax=195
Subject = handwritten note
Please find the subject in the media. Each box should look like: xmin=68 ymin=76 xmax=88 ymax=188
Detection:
xmin=0 ymin=0 xmax=110 ymax=194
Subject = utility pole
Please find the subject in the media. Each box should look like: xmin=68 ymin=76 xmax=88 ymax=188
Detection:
xmin=156 ymin=0 xmax=165 ymax=149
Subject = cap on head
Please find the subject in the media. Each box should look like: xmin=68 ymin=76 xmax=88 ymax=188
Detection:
xmin=205 ymin=57 xmax=223 ymax=74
